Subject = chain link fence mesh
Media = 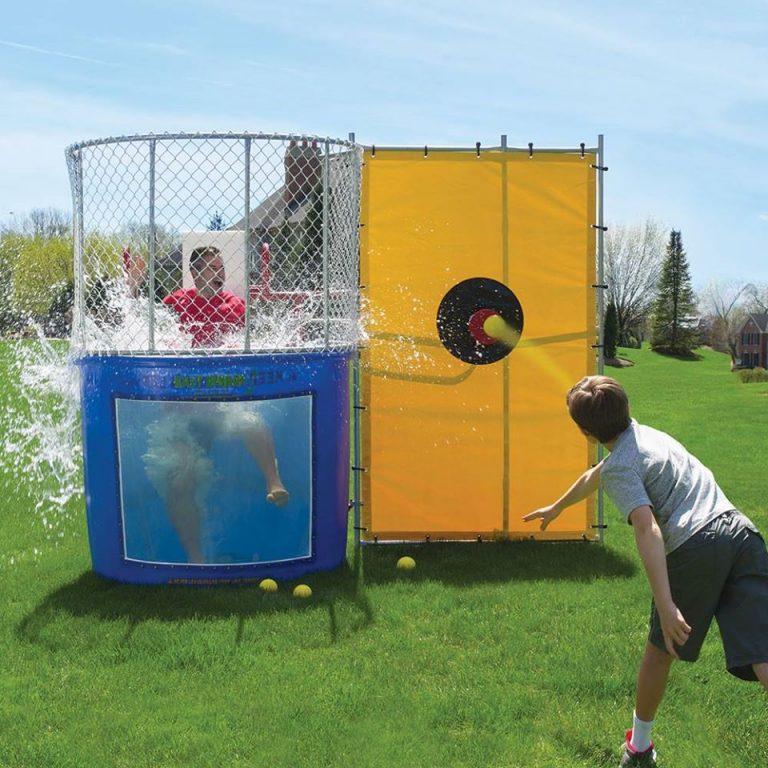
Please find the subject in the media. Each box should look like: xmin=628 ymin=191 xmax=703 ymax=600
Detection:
xmin=66 ymin=134 xmax=362 ymax=355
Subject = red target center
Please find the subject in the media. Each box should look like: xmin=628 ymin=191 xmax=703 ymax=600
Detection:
xmin=468 ymin=308 xmax=500 ymax=346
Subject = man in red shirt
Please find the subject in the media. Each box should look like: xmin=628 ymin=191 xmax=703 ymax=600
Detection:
xmin=127 ymin=244 xmax=245 ymax=348
xmin=163 ymin=245 xmax=245 ymax=347
xmin=124 ymin=245 xmax=289 ymax=563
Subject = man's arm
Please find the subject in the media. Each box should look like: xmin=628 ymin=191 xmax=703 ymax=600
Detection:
xmin=630 ymin=505 xmax=691 ymax=658
xmin=522 ymin=460 xmax=604 ymax=530
xmin=124 ymin=250 xmax=147 ymax=298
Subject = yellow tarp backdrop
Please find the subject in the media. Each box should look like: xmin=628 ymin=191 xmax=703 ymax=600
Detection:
xmin=360 ymin=149 xmax=598 ymax=541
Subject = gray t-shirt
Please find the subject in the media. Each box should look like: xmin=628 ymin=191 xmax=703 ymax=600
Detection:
xmin=601 ymin=419 xmax=735 ymax=554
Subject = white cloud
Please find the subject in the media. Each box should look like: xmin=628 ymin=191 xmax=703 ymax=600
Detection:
xmin=0 ymin=39 xmax=115 ymax=66
xmin=760 ymin=213 xmax=768 ymax=222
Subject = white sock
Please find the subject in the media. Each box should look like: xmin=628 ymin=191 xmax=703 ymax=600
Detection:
xmin=630 ymin=711 xmax=654 ymax=752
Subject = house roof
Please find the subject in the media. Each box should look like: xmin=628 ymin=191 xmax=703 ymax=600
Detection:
xmin=742 ymin=313 xmax=768 ymax=333
xmin=228 ymin=188 xmax=313 ymax=232
xmin=228 ymin=151 xmax=354 ymax=232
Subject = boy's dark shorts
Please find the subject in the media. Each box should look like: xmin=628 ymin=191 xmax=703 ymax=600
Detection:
xmin=649 ymin=509 xmax=768 ymax=680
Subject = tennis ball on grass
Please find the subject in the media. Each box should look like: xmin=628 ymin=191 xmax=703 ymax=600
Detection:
xmin=293 ymin=584 xmax=313 ymax=598
xmin=259 ymin=578 xmax=278 ymax=592
xmin=397 ymin=556 xmax=416 ymax=571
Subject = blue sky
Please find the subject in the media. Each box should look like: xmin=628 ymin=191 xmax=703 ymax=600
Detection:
xmin=1 ymin=0 xmax=766 ymax=287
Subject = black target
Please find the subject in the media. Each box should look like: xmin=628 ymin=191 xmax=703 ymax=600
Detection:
xmin=436 ymin=277 xmax=524 ymax=365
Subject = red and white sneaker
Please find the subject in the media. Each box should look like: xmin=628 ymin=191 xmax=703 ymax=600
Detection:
xmin=619 ymin=729 xmax=657 ymax=767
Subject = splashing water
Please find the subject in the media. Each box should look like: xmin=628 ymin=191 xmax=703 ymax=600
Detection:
xmin=76 ymin=278 xmax=364 ymax=354
xmin=0 ymin=280 xmax=370 ymax=560
xmin=2 ymin=327 xmax=83 ymax=542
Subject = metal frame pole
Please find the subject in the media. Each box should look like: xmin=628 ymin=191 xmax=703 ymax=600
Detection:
xmin=243 ymin=136 xmax=252 ymax=352
xmin=596 ymin=133 xmax=606 ymax=540
xmin=322 ymin=139 xmax=331 ymax=350
xmin=72 ymin=150 xmax=86 ymax=350
xmin=68 ymin=149 xmax=85 ymax=349
xmin=147 ymin=138 xmax=157 ymax=352
xmin=349 ymin=132 xmax=363 ymax=549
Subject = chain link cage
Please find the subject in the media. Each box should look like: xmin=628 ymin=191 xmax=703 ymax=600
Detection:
xmin=65 ymin=133 xmax=362 ymax=355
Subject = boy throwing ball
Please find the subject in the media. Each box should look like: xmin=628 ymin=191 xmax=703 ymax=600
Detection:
xmin=524 ymin=375 xmax=768 ymax=767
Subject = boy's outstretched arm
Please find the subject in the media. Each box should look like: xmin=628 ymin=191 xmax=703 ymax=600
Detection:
xmin=630 ymin=505 xmax=691 ymax=658
xmin=522 ymin=460 xmax=604 ymax=531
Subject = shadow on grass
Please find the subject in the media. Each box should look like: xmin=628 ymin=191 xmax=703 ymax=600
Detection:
xmin=17 ymin=555 xmax=374 ymax=647
xmin=362 ymin=539 xmax=636 ymax=586
xmin=651 ymin=348 xmax=704 ymax=361
xmin=17 ymin=542 xmax=635 ymax=647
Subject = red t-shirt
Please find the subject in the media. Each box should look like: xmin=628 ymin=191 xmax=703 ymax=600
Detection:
xmin=163 ymin=289 xmax=246 ymax=347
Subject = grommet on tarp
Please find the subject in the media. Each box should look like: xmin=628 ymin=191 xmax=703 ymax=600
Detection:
xmin=528 ymin=142 xmax=534 ymax=158
xmin=475 ymin=141 xmax=481 ymax=157
xmin=580 ymin=142 xmax=585 ymax=158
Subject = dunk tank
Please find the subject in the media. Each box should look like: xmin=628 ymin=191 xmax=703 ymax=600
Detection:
xmin=66 ymin=134 xmax=362 ymax=584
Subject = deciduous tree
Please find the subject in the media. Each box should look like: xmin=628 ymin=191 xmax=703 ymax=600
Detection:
xmin=698 ymin=280 xmax=751 ymax=363
xmin=604 ymin=218 xmax=665 ymax=346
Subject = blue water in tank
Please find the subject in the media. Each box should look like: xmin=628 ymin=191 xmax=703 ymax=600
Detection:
xmin=77 ymin=351 xmax=351 ymax=584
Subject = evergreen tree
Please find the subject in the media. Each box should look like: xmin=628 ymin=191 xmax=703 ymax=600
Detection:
xmin=208 ymin=212 xmax=225 ymax=231
xmin=604 ymin=300 xmax=619 ymax=360
xmin=650 ymin=230 xmax=698 ymax=356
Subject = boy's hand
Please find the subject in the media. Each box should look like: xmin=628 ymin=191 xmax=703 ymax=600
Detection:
xmin=522 ymin=504 xmax=561 ymax=531
xmin=658 ymin=601 xmax=691 ymax=658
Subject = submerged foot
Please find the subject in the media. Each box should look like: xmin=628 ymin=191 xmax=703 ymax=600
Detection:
xmin=267 ymin=485 xmax=289 ymax=507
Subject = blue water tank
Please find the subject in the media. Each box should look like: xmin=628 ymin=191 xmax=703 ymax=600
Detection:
xmin=77 ymin=351 xmax=350 ymax=584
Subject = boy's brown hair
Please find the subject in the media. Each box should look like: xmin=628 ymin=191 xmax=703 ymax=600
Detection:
xmin=190 ymin=245 xmax=221 ymax=273
xmin=566 ymin=375 xmax=630 ymax=443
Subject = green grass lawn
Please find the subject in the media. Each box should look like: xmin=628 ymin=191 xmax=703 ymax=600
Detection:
xmin=1 ymin=342 xmax=766 ymax=767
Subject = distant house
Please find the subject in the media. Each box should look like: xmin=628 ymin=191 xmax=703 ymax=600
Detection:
xmin=229 ymin=138 xmax=323 ymax=237
xmin=737 ymin=314 xmax=768 ymax=368
xmin=228 ymin=138 xmax=326 ymax=290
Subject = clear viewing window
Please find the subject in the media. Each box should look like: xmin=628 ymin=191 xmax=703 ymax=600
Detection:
xmin=115 ymin=396 xmax=313 ymax=565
